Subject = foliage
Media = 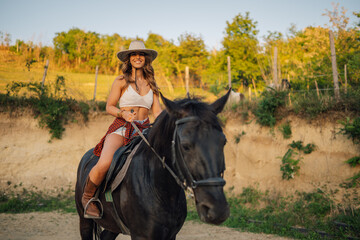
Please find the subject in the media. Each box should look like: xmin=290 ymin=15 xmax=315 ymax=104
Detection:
xmin=289 ymin=140 xmax=304 ymax=151
xmin=187 ymin=187 xmax=359 ymax=239
xmin=234 ymin=131 xmax=246 ymax=144
xmin=253 ymin=89 xmax=287 ymax=127
xmin=0 ymin=186 xmax=76 ymax=213
xmin=302 ymin=143 xmax=317 ymax=154
xmin=3 ymin=77 xmax=90 ymax=139
xmin=344 ymin=155 xmax=360 ymax=188
xmin=278 ymin=121 xmax=292 ymax=139
xmin=25 ymin=58 xmax=37 ymax=71
xmin=338 ymin=117 xmax=360 ymax=144
xmin=292 ymin=91 xmax=335 ymax=118
xmin=341 ymin=171 xmax=360 ymax=188
xmin=238 ymin=186 xmax=262 ymax=206
xmin=222 ymin=12 xmax=261 ymax=91
xmin=280 ymin=149 xmax=301 ymax=180
xmin=345 ymin=156 xmax=360 ymax=167
xmin=289 ymin=141 xmax=316 ymax=154
xmin=1 ymin=3 xmax=360 ymax=94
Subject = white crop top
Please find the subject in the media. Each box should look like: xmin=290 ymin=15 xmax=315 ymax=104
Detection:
xmin=119 ymin=85 xmax=153 ymax=109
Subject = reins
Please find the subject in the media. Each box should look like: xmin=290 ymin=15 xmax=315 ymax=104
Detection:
xmin=131 ymin=115 xmax=226 ymax=190
xmin=131 ymin=122 xmax=186 ymax=189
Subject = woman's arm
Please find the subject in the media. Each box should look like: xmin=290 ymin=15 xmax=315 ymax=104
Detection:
xmin=151 ymin=93 xmax=163 ymax=119
xmin=106 ymin=76 xmax=125 ymax=118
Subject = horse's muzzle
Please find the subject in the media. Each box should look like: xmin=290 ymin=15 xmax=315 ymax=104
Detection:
xmin=195 ymin=188 xmax=230 ymax=225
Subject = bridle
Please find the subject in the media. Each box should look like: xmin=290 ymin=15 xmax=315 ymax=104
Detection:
xmin=171 ymin=116 xmax=226 ymax=189
xmin=132 ymin=115 xmax=226 ymax=190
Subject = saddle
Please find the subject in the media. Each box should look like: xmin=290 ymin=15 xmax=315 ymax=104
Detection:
xmin=103 ymin=135 xmax=143 ymax=192
xmin=81 ymin=134 xmax=144 ymax=193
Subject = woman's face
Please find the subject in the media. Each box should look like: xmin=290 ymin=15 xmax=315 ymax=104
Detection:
xmin=130 ymin=52 xmax=146 ymax=69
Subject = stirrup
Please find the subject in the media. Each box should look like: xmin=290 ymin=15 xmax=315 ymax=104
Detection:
xmin=84 ymin=197 xmax=104 ymax=219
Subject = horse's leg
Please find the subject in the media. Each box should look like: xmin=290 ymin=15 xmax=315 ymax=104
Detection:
xmin=100 ymin=230 xmax=118 ymax=240
xmin=79 ymin=216 xmax=94 ymax=240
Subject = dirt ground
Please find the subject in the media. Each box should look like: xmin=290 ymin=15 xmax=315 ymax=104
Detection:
xmin=0 ymin=212 xmax=291 ymax=240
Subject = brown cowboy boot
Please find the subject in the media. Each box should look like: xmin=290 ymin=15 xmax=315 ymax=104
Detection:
xmin=82 ymin=176 xmax=101 ymax=219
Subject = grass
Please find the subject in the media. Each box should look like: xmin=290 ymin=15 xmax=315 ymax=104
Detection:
xmin=0 ymin=185 xmax=76 ymax=213
xmin=186 ymin=186 xmax=360 ymax=239
xmin=0 ymin=61 xmax=115 ymax=102
xmin=279 ymin=121 xmax=292 ymax=139
xmin=1 ymin=183 xmax=359 ymax=239
xmin=0 ymin=60 xmax=216 ymax=102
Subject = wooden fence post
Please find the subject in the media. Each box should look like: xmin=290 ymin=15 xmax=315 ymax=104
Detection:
xmin=315 ymin=80 xmax=320 ymax=99
xmin=227 ymin=56 xmax=231 ymax=89
xmin=41 ymin=59 xmax=49 ymax=89
xmin=93 ymin=65 xmax=99 ymax=101
xmin=329 ymin=30 xmax=340 ymax=100
xmin=288 ymin=93 xmax=292 ymax=107
xmin=185 ymin=66 xmax=189 ymax=96
xmin=344 ymin=64 xmax=347 ymax=94
xmin=251 ymin=78 xmax=258 ymax=98
xmin=273 ymin=46 xmax=278 ymax=86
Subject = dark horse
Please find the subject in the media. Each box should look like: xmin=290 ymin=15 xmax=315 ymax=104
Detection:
xmin=75 ymin=90 xmax=231 ymax=240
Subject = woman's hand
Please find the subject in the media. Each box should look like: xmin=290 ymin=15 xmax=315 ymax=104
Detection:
xmin=122 ymin=110 xmax=137 ymax=122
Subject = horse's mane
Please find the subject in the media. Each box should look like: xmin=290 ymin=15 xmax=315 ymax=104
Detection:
xmin=141 ymin=96 xmax=223 ymax=159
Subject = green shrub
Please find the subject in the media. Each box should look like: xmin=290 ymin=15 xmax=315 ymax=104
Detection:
xmin=345 ymin=156 xmax=360 ymax=167
xmin=253 ymin=89 xmax=287 ymax=127
xmin=4 ymin=78 xmax=90 ymax=139
xmin=292 ymin=91 xmax=334 ymax=118
xmin=279 ymin=121 xmax=292 ymax=139
xmin=95 ymin=101 xmax=107 ymax=111
xmin=302 ymin=143 xmax=316 ymax=154
xmin=239 ymin=186 xmax=262 ymax=206
xmin=78 ymin=101 xmax=90 ymax=121
xmin=338 ymin=117 xmax=360 ymax=144
xmin=234 ymin=131 xmax=246 ymax=144
xmin=289 ymin=140 xmax=303 ymax=151
xmin=289 ymin=140 xmax=316 ymax=154
xmin=280 ymin=149 xmax=301 ymax=180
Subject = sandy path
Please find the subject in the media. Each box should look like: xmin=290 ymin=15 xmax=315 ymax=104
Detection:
xmin=0 ymin=212 xmax=291 ymax=240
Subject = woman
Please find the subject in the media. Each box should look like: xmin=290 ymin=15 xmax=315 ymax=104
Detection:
xmin=82 ymin=40 xmax=163 ymax=219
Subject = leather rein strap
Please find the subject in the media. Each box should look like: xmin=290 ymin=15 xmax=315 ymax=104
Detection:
xmin=131 ymin=116 xmax=226 ymax=190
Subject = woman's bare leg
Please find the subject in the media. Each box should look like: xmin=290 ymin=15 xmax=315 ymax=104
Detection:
xmin=82 ymin=133 xmax=125 ymax=218
xmin=89 ymin=133 xmax=124 ymax=185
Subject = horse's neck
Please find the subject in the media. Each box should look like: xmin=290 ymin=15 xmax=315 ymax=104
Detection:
xmin=134 ymin=149 xmax=182 ymax=199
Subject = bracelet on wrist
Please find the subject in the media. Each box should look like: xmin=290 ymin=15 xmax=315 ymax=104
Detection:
xmin=117 ymin=110 xmax=124 ymax=118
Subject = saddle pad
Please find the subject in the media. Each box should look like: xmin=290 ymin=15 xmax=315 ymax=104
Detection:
xmin=111 ymin=142 xmax=141 ymax=192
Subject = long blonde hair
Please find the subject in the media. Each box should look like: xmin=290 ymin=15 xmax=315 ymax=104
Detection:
xmin=121 ymin=55 xmax=159 ymax=95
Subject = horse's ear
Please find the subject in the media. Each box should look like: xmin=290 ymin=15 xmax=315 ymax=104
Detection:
xmin=210 ymin=88 xmax=231 ymax=115
xmin=160 ymin=92 xmax=182 ymax=116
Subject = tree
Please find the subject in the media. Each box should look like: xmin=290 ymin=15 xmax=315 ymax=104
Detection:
xmin=222 ymin=12 xmax=261 ymax=91
xmin=177 ymin=33 xmax=208 ymax=87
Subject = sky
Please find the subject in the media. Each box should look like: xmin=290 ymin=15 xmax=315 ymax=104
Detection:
xmin=0 ymin=0 xmax=359 ymax=50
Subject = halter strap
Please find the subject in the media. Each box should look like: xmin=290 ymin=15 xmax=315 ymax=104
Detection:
xmin=172 ymin=116 xmax=226 ymax=189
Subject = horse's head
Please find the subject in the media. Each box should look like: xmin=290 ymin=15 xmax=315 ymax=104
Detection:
xmin=160 ymin=90 xmax=231 ymax=225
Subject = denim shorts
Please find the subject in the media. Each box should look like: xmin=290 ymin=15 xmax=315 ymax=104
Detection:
xmin=111 ymin=118 xmax=148 ymax=137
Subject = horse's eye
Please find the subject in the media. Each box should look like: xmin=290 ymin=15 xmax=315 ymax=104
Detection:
xmin=181 ymin=143 xmax=192 ymax=151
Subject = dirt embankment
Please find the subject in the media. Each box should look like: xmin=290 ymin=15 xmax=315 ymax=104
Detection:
xmin=0 ymin=111 xmax=359 ymax=196
xmin=0 ymin=110 xmax=358 ymax=240
xmin=224 ymin=115 xmax=360 ymax=197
